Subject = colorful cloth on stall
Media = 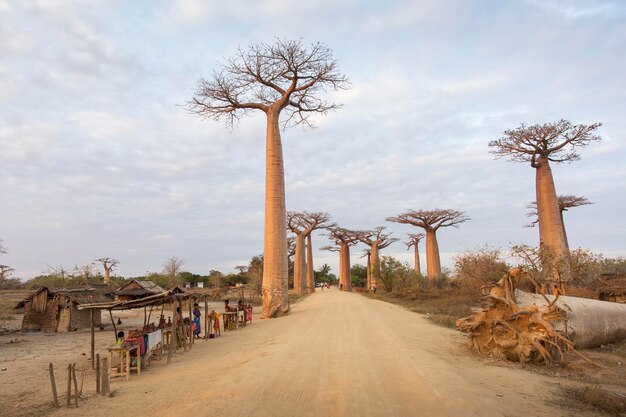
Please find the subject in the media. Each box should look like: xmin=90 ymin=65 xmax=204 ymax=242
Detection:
xmin=123 ymin=337 xmax=145 ymax=356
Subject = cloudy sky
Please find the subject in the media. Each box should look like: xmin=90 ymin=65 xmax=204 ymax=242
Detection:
xmin=1 ymin=0 xmax=625 ymax=280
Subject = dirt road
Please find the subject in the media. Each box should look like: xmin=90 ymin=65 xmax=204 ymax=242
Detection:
xmin=55 ymin=290 xmax=578 ymax=417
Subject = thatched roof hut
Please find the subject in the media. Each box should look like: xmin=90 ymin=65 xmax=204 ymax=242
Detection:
xmin=115 ymin=279 xmax=166 ymax=301
xmin=597 ymin=273 xmax=626 ymax=303
xmin=15 ymin=286 xmax=113 ymax=332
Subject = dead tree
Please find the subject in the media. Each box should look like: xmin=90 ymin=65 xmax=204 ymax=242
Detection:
xmin=356 ymin=227 xmax=398 ymax=290
xmin=405 ymin=233 xmax=425 ymax=276
xmin=188 ymin=39 xmax=349 ymax=318
xmin=387 ymin=209 xmax=469 ymax=282
xmin=525 ymin=195 xmax=593 ymax=251
xmin=325 ymin=227 xmax=360 ymax=291
xmin=163 ymin=256 xmax=185 ymax=288
xmin=95 ymin=258 xmax=119 ymax=285
xmin=489 ymin=120 xmax=602 ymax=284
xmin=0 ymin=265 xmax=15 ymax=281
xmin=457 ymin=269 xmax=626 ymax=365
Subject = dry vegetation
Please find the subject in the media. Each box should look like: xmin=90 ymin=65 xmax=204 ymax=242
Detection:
xmin=367 ymin=288 xmax=477 ymax=329
xmin=0 ymin=289 xmax=28 ymax=325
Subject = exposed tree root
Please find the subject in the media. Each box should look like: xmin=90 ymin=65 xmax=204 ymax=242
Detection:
xmin=457 ymin=273 xmax=599 ymax=366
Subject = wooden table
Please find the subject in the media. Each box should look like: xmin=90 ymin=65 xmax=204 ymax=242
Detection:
xmin=222 ymin=312 xmax=238 ymax=331
xmin=108 ymin=344 xmax=141 ymax=382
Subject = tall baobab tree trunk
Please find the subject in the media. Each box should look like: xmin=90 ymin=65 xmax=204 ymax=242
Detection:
xmin=293 ymin=234 xmax=306 ymax=295
xmin=340 ymin=243 xmax=352 ymax=291
xmin=425 ymin=229 xmax=441 ymax=282
xmin=413 ymin=244 xmax=421 ymax=276
xmin=103 ymin=267 xmax=111 ymax=285
xmin=366 ymin=252 xmax=371 ymax=290
xmin=370 ymin=245 xmax=380 ymax=289
xmin=306 ymin=234 xmax=315 ymax=293
xmin=535 ymin=156 xmax=570 ymax=283
xmin=262 ymin=111 xmax=290 ymax=317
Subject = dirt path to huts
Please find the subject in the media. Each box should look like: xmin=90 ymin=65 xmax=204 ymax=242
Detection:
xmin=1 ymin=290 xmax=621 ymax=417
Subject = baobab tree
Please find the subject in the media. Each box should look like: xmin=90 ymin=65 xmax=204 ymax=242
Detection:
xmin=288 ymin=211 xmax=334 ymax=294
xmin=304 ymin=212 xmax=334 ymax=293
xmin=526 ymin=195 xmax=593 ymax=250
xmin=387 ymin=209 xmax=469 ymax=281
xmin=287 ymin=212 xmax=309 ymax=295
xmin=325 ymin=227 xmax=360 ymax=291
xmin=405 ymin=233 xmax=425 ymax=276
xmin=357 ymin=227 xmax=398 ymax=290
xmin=95 ymin=257 xmax=119 ymax=285
xmin=188 ymin=39 xmax=349 ymax=318
xmin=489 ymin=120 xmax=602 ymax=282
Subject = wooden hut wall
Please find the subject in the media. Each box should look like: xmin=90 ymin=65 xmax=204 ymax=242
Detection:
xmin=69 ymin=303 xmax=101 ymax=329
xmin=22 ymin=298 xmax=59 ymax=332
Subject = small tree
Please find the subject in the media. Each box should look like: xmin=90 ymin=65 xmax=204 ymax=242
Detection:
xmin=188 ymin=39 xmax=349 ymax=318
xmin=489 ymin=120 xmax=602 ymax=283
xmin=387 ymin=209 xmax=469 ymax=282
xmin=163 ymin=256 xmax=185 ymax=288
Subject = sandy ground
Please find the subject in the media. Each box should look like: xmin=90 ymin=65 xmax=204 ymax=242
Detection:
xmin=0 ymin=290 xmax=617 ymax=417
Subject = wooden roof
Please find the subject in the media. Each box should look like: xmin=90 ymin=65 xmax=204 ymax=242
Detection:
xmin=116 ymin=279 xmax=166 ymax=296
xmin=15 ymin=286 xmax=113 ymax=309
xmin=77 ymin=286 xmax=199 ymax=311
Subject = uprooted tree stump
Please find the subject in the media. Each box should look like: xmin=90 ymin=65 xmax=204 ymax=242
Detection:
xmin=457 ymin=275 xmax=626 ymax=365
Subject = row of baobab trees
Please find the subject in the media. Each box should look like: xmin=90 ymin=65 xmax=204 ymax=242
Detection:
xmin=187 ymin=38 xmax=603 ymax=317
xmin=285 ymin=209 xmax=469 ymax=296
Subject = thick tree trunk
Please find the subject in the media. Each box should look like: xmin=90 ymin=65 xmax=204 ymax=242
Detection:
xmin=535 ymin=156 xmax=570 ymax=283
xmin=425 ymin=228 xmax=441 ymax=281
xmin=340 ymin=243 xmax=352 ymax=291
xmin=414 ymin=244 xmax=421 ymax=276
xmin=370 ymin=245 xmax=380 ymax=289
xmin=366 ymin=253 xmax=371 ymax=290
xmin=262 ymin=111 xmax=290 ymax=317
xmin=293 ymin=234 xmax=305 ymax=295
xmin=516 ymin=291 xmax=626 ymax=349
xmin=103 ymin=268 xmax=110 ymax=285
xmin=338 ymin=247 xmax=345 ymax=290
xmin=306 ymin=234 xmax=315 ymax=294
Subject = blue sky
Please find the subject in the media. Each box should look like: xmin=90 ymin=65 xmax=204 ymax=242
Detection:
xmin=1 ymin=0 xmax=625 ymax=279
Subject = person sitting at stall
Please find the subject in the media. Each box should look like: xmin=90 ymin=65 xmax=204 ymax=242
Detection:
xmin=193 ymin=303 xmax=202 ymax=339
xmin=116 ymin=330 xmax=125 ymax=346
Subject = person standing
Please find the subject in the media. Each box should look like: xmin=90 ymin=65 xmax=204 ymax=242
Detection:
xmin=193 ymin=303 xmax=201 ymax=339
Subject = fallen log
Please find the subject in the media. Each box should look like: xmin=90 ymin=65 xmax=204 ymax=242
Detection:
xmin=456 ymin=276 xmax=626 ymax=365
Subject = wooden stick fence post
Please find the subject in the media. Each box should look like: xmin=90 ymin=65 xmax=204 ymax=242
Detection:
xmin=101 ymin=357 xmax=109 ymax=396
xmin=95 ymin=353 xmax=100 ymax=394
xmin=90 ymin=309 xmax=95 ymax=370
xmin=188 ymin=297 xmax=193 ymax=349
xmin=79 ymin=358 xmax=86 ymax=396
xmin=66 ymin=364 xmax=72 ymax=406
xmin=72 ymin=363 xmax=79 ymax=407
xmin=48 ymin=363 xmax=59 ymax=408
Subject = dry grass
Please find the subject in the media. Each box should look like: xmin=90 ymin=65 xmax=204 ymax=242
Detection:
xmin=564 ymin=384 xmax=626 ymax=416
xmin=0 ymin=289 xmax=28 ymax=323
xmin=368 ymin=288 xmax=478 ymax=329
